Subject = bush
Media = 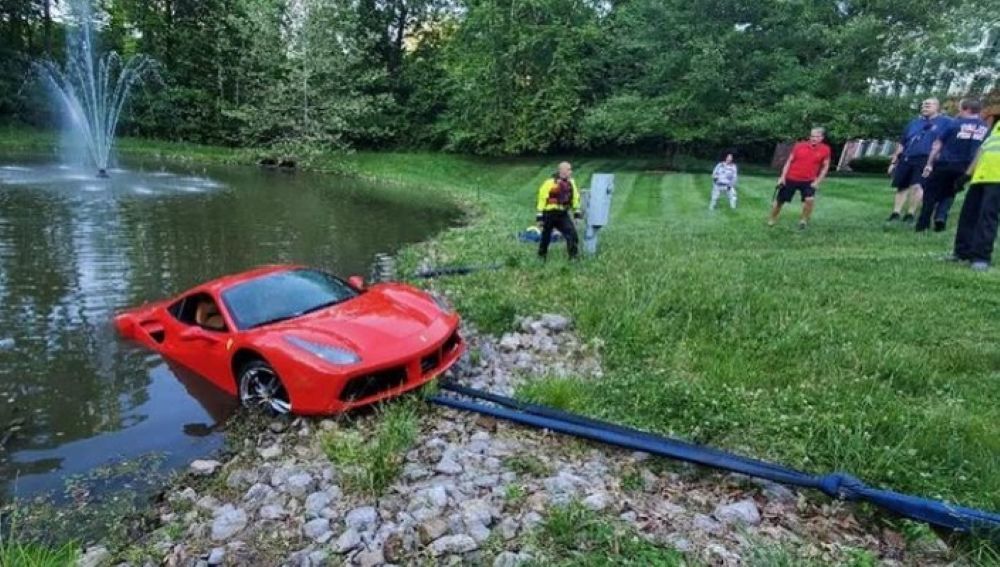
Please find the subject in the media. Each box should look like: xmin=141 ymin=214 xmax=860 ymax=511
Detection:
xmin=849 ymin=155 xmax=892 ymax=173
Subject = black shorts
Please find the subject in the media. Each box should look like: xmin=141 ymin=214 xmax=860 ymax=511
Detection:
xmin=776 ymin=181 xmax=815 ymax=203
xmin=892 ymin=156 xmax=928 ymax=191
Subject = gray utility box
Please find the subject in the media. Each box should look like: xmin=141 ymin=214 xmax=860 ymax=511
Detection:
xmin=583 ymin=173 xmax=614 ymax=255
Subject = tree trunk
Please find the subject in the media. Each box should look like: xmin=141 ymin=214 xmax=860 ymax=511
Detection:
xmin=43 ymin=0 xmax=53 ymax=55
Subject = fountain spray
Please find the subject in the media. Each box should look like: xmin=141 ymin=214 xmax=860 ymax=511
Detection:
xmin=36 ymin=0 xmax=157 ymax=177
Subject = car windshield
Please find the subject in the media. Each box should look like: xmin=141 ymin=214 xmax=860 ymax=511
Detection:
xmin=221 ymin=268 xmax=358 ymax=330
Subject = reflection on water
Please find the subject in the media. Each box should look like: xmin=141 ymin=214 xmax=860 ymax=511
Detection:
xmin=0 ymin=158 xmax=456 ymax=500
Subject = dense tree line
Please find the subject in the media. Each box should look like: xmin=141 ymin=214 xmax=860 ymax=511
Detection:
xmin=0 ymin=0 xmax=996 ymax=157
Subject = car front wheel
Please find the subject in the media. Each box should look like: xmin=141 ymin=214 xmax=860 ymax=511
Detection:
xmin=238 ymin=360 xmax=292 ymax=415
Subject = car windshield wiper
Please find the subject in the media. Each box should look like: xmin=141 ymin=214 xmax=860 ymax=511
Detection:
xmin=248 ymin=297 xmax=347 ymax=329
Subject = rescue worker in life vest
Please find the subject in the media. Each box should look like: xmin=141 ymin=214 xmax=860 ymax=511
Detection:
xmin=535 ymin=162 xmax=581 ymax=259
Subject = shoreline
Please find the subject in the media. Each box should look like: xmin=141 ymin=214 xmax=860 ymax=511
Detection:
xmin=1 ymin=130 xmax=996 ymax=564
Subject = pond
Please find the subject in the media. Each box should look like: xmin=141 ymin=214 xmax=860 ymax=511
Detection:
xmin=0 ymin=157 xmax=458 ymax=501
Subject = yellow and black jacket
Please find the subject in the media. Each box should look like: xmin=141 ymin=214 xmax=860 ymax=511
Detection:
xmin=972 ymin=124 xmax=1000 ymax=185
xmin=536 ymin=176 xmax=581 ymax=214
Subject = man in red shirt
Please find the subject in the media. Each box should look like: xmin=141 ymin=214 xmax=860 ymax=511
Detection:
xmin=768 ymin=127 xmax=832 ymax=229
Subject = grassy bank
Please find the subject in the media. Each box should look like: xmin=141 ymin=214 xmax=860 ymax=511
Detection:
xmin=3 ymin=131 xmax=998 ymax=534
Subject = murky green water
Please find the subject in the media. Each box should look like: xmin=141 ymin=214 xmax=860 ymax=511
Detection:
xmin=0 ymin=157 xmax=457 ymax=500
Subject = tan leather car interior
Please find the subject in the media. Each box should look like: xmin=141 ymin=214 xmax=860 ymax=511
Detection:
xmin=195 ymin=300 xmax=226 ymax=331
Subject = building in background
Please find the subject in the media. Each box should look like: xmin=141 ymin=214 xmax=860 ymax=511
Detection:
xmin=836 ymin=28 xmax=999 ymax=170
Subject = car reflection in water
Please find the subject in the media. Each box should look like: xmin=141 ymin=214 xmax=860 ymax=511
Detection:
xmin=167 ymin=362 xmax=240 ymax=437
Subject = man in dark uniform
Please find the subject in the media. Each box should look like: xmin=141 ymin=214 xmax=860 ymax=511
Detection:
xmin=917 ymin=98 xmax=989 ymax=232
xmin=886 ymin=98 xmax=950 ymax=224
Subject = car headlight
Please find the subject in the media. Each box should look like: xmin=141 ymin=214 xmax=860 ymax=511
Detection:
xmin=431 ymin=293 xmax=453 ymax=314
xmin=285 ymin=336 xmax=361 ymax=365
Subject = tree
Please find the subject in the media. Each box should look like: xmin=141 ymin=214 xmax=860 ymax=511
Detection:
xmin=439 ymin=0 xmax=603 ymax=154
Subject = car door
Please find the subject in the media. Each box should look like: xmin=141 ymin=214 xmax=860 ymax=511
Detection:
xmin=160 ymin=291 xmax=235 ymax=391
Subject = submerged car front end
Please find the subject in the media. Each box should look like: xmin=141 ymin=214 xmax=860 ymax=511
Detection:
xmin=256 ymin=283 xmax=465 ymax=414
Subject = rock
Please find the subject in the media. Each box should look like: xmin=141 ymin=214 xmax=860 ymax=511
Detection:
xmin=355 ymin=548 xmax=385 ymax=567
xmin=620 ymin=511 xmax=638 ymax=523
xmin=692 ymin=513 xmax=723 ymax=534
xmin=305 ymin=491 xmax=331 ymax=517
xmin=499 ymin=516 xmax=519 ymax=540
xmin=259 ymin=444 xmax=282 ymax=459
xmin=759 ymin=481 xmax=796 ymax=504
xmin=631 ymin=451 xmax=650 ymax=462
xmin=308 ymin=550 xmax=329 ymax=566
xmin=345 ymin=506 xmax=379 ymax=531
xmin=285 ymin=472 xmax=316 ymax=497
xmin=243 ymin=483 xmax=276 ymax=510
xmin=583 ymin=492 xmax=609 ymax=512
xmin=173 ymin=487 xmax=198 ymax=502
xmin=498 ymin=334 xmax=521 ymax=351
xmin=211 ymin=505 xmax=247 ymax=541
xmin=467 ymin=521 xmax=491 ymax=543
xmin=207 ymin=547 xmax=225 ymax=565
xmin=303 ymin=518 xmax=331 ymax=541
xmin=226 ymin=469 xmax=256 ymax=490
xmin=540 ymin=314 xmax=571 ymax=332
xmin=460 ymin=499 xmax=493 ymax=526
xmin=334 ymin=528 xmax=362 ymax=553
xmin=421 ymin=485 xmax=449 ymax=508
xmin=269 ymin=420 xmax=288 ymax=433
xmin=403 ymin=463 xmax=431 ymax=481
xmin=522 ymin=512 xmax=543 ymax=529
xmin=418 ymin=518 xmax=449 ymax=544
xmin=197 ymin=495 xmax=221 ymax=512
xmin=259 ymin=504 xmax=286 ymax=520
xmin=77 ymin=545 xmax=110 ymax=567
xmin=190 ymin=459 xmax=222 ymax=476
xmin=435 ymin=455 xmax=463 ymax=475
xmin=714 ymin=499 xmax=761 ymax=526
xmin=494 ymin=551 xmax=530 ymax=567
xmin=429 ymin=534 xmax=478 ymax=557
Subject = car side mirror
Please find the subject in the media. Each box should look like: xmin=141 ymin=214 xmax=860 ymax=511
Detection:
xmin=348 ymin=276 xmax=365 ymax=290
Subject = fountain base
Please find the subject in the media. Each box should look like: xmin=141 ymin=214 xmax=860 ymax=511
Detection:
xmin=97 ymin=169 xmax=109 ymax=178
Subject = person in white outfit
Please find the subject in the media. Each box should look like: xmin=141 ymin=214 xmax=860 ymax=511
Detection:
xmin=710 ymin=153 xmax=738 ymax=210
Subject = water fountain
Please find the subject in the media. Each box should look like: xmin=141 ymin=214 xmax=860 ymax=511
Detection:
xmin=36 ymin=0 xmax=156 ymax=177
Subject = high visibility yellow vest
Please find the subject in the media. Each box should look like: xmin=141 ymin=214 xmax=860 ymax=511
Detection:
xmin=972 ymin=124 xmax=1000 ymax=184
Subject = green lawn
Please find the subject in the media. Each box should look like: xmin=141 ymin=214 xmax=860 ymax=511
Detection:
xmin=2 ymin=131 xmax=997 ymax=520
xmin=367 ymin=154 xmax=1000 ymax=516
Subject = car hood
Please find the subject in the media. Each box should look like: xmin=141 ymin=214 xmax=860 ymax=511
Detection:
xmin=260 ymin=284 xmax=447 ymax=353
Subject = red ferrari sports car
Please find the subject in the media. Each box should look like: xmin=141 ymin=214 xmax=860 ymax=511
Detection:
xmin=114 ymin=265 xmax=464 ymax=415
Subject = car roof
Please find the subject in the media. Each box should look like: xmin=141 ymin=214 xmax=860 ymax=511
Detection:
xmin=199 ymin=264 xmax=301 ymax=295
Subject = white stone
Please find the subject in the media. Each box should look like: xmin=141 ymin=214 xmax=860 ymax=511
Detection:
xmin=189 ymin=460 xmax=222 ymax=476
xmin=305 ymin=491 xmax=331 ymax=517
xmin=207 ymin=547 xmax=225 ymax=565
xmin=494 ymin=551 xmax=530 ymax=567
xmin=418 ymin=517 xmax=449 ymax=543
xmin=259 ymin=504 xmax=286 ymax=520
xmin=429 ymin=534 xmax=478 ymax=557
xmin=540 ymin=314 xmax=571 ymax=332
xmin=77 ymin=546 xmax=110 ymax=567
xmin=421 ymin=485 xmax=449 ymax=508
xmin=334 ymin=528 xmax=362 ymax=553
xmin=243 ymin=483 xmax=276 ymax=509
xmin=285 ymin=472 xmax=316 ymax=497
xmin=258 ymin=444 xmax=282 ymax=459
xmin=460 ymin=499 xmax=493 ymax=526
xmin=468 ymin=521 xmax=491 ymax=543
xmin=714 ymin=499 xmax=761 ymax=526
xmin=583 ymin=492 xmax=609 ymax=512
xmin=345 ymin=506 xmax=379 ymax=531
xmin=303 ymin=518 xmax=331 ymax=541
xmin=692 ymin=513 xmax=723 ymax=534
xmin=210 ymin=505 xmax=247 ymax=541
xmin=435 ymin=456 xmax=463 ymax=475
